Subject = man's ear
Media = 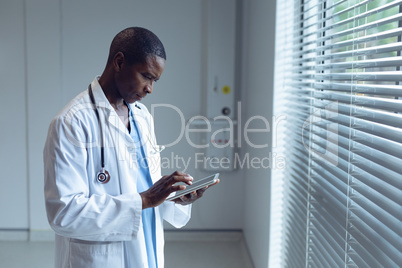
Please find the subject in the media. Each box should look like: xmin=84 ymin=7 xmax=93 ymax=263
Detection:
xmin=113 ymin=52 xmax=125 ymax=72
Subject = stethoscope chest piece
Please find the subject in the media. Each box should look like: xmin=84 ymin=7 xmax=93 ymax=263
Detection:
xmin=97 ymin=168 xmax=110 ymax=184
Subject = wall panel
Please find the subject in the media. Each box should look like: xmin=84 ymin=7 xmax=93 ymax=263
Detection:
xmin=0 ymin=0 xmax=28 ymax=229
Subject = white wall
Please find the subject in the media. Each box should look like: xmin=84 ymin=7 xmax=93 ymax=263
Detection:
xmin=0 ymin=0 xmax=245 ymax=236
xmin=0 ymin=0 xmax=28 ymax=231
xmin=241 ymin=0 xmax=276 ymax=267
xmin=25 ymin=0 xmax=63 ymax=237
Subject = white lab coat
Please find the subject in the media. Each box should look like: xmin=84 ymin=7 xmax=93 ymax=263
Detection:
xmin=44 ymin=77 xmax=191 ymax=268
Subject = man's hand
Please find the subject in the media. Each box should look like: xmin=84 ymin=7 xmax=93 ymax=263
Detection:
xmin=172 ymin=179 xmax=220 ymax=205
xmin=139 ymin=171 xmax=193 ymax=209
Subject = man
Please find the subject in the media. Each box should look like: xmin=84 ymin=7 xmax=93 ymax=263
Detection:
xmin=44 ymin=27 xmax=217 ymax=268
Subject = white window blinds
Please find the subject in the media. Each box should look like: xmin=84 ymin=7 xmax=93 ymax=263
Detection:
xmin=270 ymin=0 xmax=402 ymax=267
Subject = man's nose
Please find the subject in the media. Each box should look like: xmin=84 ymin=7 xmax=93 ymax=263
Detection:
xmin=145 ymin=83 xmax=153 ymax=94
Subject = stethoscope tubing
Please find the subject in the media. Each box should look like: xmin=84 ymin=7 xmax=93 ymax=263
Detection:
xmin=88 ymin=84 xmax=105 ymax=170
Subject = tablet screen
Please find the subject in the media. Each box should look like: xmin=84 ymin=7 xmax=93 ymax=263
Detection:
xmin=166 ymin=173 xmax=219 ymax=201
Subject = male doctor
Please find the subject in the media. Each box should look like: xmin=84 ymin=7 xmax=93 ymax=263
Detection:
xmin=44 ymin=27 xmax=217 ymax=268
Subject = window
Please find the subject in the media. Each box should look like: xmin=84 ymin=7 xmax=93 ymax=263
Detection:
xmin=270 ymin=0 xmax=402 ymax=267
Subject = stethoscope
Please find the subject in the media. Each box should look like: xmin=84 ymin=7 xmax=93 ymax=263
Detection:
xmin=88 ymin=84 xmax=165 ymax=184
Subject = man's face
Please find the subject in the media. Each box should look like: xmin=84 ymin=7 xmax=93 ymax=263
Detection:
xmin=115 ymin=55 xmax=165 ymax=104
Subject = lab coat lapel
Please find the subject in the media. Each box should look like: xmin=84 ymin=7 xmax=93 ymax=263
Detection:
xmin=131 ymin=103 xmax=152 ymax=159
xmin=90 ymin=78 xmax=131 ymax=139
xmin=130 ymin=103 xmax=162 ymax=183
xmin=106 ymin=107 xmax=143 ymax=195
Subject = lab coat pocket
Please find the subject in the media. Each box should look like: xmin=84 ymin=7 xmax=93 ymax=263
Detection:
xmin=69 ymin=239 xmax=123 ymax=268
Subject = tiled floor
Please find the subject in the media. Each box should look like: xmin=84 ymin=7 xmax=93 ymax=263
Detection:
xmin=0 ymin=232 xmax=253 ymax=268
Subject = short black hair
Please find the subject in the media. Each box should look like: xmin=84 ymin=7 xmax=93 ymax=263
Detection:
xmin=107 ymin=27 xmax=166 ymax=65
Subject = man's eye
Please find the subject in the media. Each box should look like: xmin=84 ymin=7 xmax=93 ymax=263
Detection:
xmin=142 ymin=74 xmax=158 ymax=83
xmin=142 ymin=74 xmax=152 ymax=80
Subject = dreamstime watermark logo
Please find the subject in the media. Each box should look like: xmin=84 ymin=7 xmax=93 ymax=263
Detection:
xmin=301 ymin=101 xmax=339 ymax=167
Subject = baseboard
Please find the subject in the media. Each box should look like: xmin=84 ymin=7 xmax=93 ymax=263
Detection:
xmin=164 ymin=230 xmax=243 ymax=242
xmin=0 ymin=229 xmax=54 ymax=242
xmin=29 ymin=230 xmax=55 ymax=241
xmin=0 ymin=230 xmax=29 ymax=241
xmin=0 ymin=229 xmax=243 ymax=242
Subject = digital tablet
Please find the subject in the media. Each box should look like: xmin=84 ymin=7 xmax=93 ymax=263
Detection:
xmin=166 ymin=173 xmax=219 ymax=201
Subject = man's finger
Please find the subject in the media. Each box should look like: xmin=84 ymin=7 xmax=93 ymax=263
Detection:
xmin=169 ymin=174 xmax=193 ymax=185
